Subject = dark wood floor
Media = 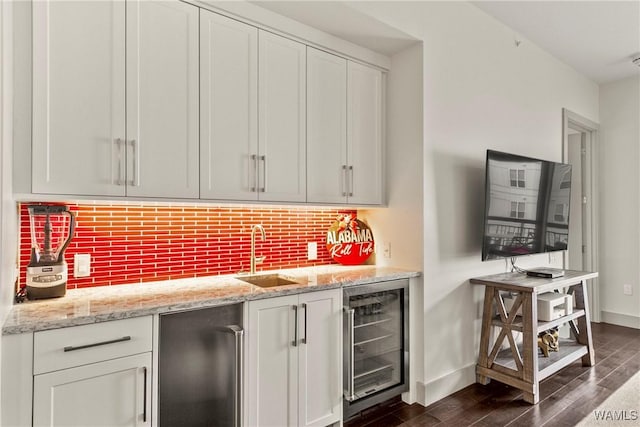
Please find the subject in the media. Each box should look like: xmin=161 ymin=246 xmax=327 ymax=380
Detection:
xmin=345 ymin=323 xmax=640 ymax=427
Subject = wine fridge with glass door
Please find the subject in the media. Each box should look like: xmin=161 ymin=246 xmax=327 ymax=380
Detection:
xmin=343 ymin=279 xmax=409 ymax=419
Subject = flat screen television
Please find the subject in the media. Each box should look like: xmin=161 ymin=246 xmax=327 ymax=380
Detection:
xmin=481 ymin=150 xmax=572 ymax=261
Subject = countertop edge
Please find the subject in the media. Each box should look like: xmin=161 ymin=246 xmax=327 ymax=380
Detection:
xmin=3 ymin=269 xmax=421 ymax=335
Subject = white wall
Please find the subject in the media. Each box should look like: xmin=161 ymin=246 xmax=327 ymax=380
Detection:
xmin=1 ymin=0 xmax=17 ymax=308
xmin=359 ymin=42 xmax=425 ymax=403
xmin=1 ymin=0 xmax=19 ymax=421
xmin=349 ymin=1 xmax=599 ymax=405
xmin=599 ymin=75 xmax=640 ymax=329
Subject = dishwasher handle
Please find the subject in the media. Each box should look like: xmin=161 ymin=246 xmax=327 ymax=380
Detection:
xmin=213 ymin=325 xmax=244 ymax=427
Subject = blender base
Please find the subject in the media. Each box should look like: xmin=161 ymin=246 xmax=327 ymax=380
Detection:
xmin=26 ymin=283 xmax=66 ymax=300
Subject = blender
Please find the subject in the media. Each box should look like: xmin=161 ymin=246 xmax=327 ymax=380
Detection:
xmin=26 ymin=205 xmax=76 ymax=299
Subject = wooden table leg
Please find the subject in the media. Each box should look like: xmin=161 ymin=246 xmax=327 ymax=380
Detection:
xmin=477 ymin=286 xmax=495 ymax=385
xmin=521 ymin=292 xmax=539 ymax=404
xmin=574 ymin=279 xmax=595 ymax=366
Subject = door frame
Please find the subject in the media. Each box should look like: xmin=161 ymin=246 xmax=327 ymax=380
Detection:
xmin=562 ymin=108 xmax=600 ymax=322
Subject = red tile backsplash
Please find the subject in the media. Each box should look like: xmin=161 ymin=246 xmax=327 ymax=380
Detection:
xmin=19 ymin=203 xmax=356 ymax=289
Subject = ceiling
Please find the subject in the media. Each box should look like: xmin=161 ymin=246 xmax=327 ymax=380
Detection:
xmin=248 ymin=1 xmax=418 ymax=56
xmin=252 ymin=1 xmax=640 ymax=85
xmin=472 ymin=1 xmax=640 ymax=84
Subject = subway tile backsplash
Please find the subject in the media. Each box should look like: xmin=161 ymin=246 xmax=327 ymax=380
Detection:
xmin=19 ymin=203 xmax=355 ymax=289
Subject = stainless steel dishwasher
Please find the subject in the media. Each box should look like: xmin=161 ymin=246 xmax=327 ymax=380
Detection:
xmin=159 ymin=303 xmax=243 ymax=427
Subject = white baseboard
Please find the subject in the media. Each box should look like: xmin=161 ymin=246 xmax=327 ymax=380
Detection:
xmin=601 ymin=311 xmax=640 ymax=329
xmin=417 ymin=363 xmax=476 ymax=406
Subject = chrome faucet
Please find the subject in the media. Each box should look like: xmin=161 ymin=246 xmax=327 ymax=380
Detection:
xmin=250 ymin=224 xmax=266 ymax=275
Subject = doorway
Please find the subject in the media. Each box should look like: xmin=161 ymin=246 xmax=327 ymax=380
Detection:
xmin=562 ymin=109 xmax=600 ymax=322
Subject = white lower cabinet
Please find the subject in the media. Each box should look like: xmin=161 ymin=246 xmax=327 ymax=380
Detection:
xmin=247 ymin=289 xmax=342 ymax=427
xmin=33 ymin=353 xmax=151 ymax=427
xmin=31 ymin=316 xmax=153 ymax=427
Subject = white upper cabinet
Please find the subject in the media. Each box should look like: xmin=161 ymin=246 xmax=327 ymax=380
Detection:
xmin=125 ymin=1 xmax=199 ymax=199
xmin=306 ymin=47 xmax=348 ymax=204
xmin=347 ymin=62 xmax=384 ymax=205
xmin=30 ymin=1 xmax=384 ymax=205
xmin=258 ymin=31 xmax=307 ymax=203
xmin=307 ymin=48 xmax=384 ymax=205
xmin=32 ymin=1 xmax=126 ymax=196
xmin=32 ymin=0 xmax=199 ymax=199
xmin=200 ymin=10 xmax=258 ymax=201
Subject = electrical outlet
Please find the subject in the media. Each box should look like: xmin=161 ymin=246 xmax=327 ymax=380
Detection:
xmin=307 ymin=242 xmax=317 ymax=261
xmin=382 ymin=242 xmax=391 ymax=259
xmin=74 ymin=254 xmax=91 ymax=278
xmin=623 ymin=284 xmax=633 ymax=296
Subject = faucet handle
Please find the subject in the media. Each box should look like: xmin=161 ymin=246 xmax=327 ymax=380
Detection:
xmin=255 ymin=255 xmax=266 ymax=265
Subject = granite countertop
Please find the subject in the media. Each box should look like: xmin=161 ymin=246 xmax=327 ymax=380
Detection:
xmin=3 ymin=265 xmax=420 ymax=335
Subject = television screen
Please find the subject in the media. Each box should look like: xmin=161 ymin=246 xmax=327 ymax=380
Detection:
xmin=481 ymin=150 xmax=572 ymax=261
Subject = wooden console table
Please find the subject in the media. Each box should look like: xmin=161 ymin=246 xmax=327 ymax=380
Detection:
xmin=470 ymin=270 xmax=598 ymax=404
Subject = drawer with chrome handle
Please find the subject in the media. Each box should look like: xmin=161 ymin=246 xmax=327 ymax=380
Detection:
xmin=34 ymin=316 xmax=153 ymax=375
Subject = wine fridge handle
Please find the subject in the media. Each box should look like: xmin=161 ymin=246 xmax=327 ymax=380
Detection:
xmin=344 ymin=307 xmax=356 ymax=401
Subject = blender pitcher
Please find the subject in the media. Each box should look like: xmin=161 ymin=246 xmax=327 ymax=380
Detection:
xmin=26 ymin=205 xmax=76 ymax=299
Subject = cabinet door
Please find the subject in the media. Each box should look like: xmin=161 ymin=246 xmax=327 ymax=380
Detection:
xmin=298 ymin=289 xmax=342 ymax=427
xmin=306 ymin=48 xmax=348 ymax=204
xmin=347 ymin=62 xmax=384 ymax=205
xmin=126 ymin=1 xmax=199 ymax=199
xmin=200 ymin=10 xmax=258 ymax=201
xmin=258 ymin=31 xmax=307 ymax=202
xmin=247 ymin=295 xmax=299 ymax=426
xmin=32 ymin=0 xmax=126 ymax=196
xmin=33 ymin=353 xmax=151 ymax=427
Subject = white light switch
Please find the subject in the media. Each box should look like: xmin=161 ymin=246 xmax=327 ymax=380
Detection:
xmin=307 ymin=242 xmax=318 ymax=260
xmin=74 ymin=254 xmax=91 ymax=278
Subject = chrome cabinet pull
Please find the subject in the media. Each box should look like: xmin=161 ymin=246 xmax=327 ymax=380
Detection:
xmin=344 ymin=307 xmax=356 ymax=401
xmin=250 ymin=154 xmax=258 ymax=192
xmin=341 ymin=165 xmax=347 ymax=197
xmin=63 ymin=335 xmax=131 ymax=352
xmin=348 ymin=165 xmax=354 ymax=197
xmin=129 ymin=139 xmax=139 ymax=187
xmin=292 ymin=305 xmax=298 ymax=346
xmin=259 ymin=155 xmax=266 ymax=193
xmin=114 ymin=138 xmax=125 ymax=186
xmin=301 ymin=303 xmax=308 ymax=344
xmin=142 ymin=366 xmax=148 ymax=423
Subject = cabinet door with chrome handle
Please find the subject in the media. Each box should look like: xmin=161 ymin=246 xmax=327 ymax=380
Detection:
xmin=258 ymin=31 xmax=307 ymax=203
xmin=126 ymin=0 xmax=199 ymax=199
xmin=32 ymin=0 xmax=126 ymax=197
xmin=33 ymin=353 xmax=152 ymax=427
xmin=248 ymin=290 xmax=341 ymax=427
xmin=297 ymin=290 xmax=342 ymax=427
xmin=347 ymin=61 xmax=384 ymax=205
xmin=200 ymin=9 xmax=258 ymax=201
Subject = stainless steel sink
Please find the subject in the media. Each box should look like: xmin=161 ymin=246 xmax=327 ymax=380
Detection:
xmin=236 ymin=274 xmax=300 ymax=288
